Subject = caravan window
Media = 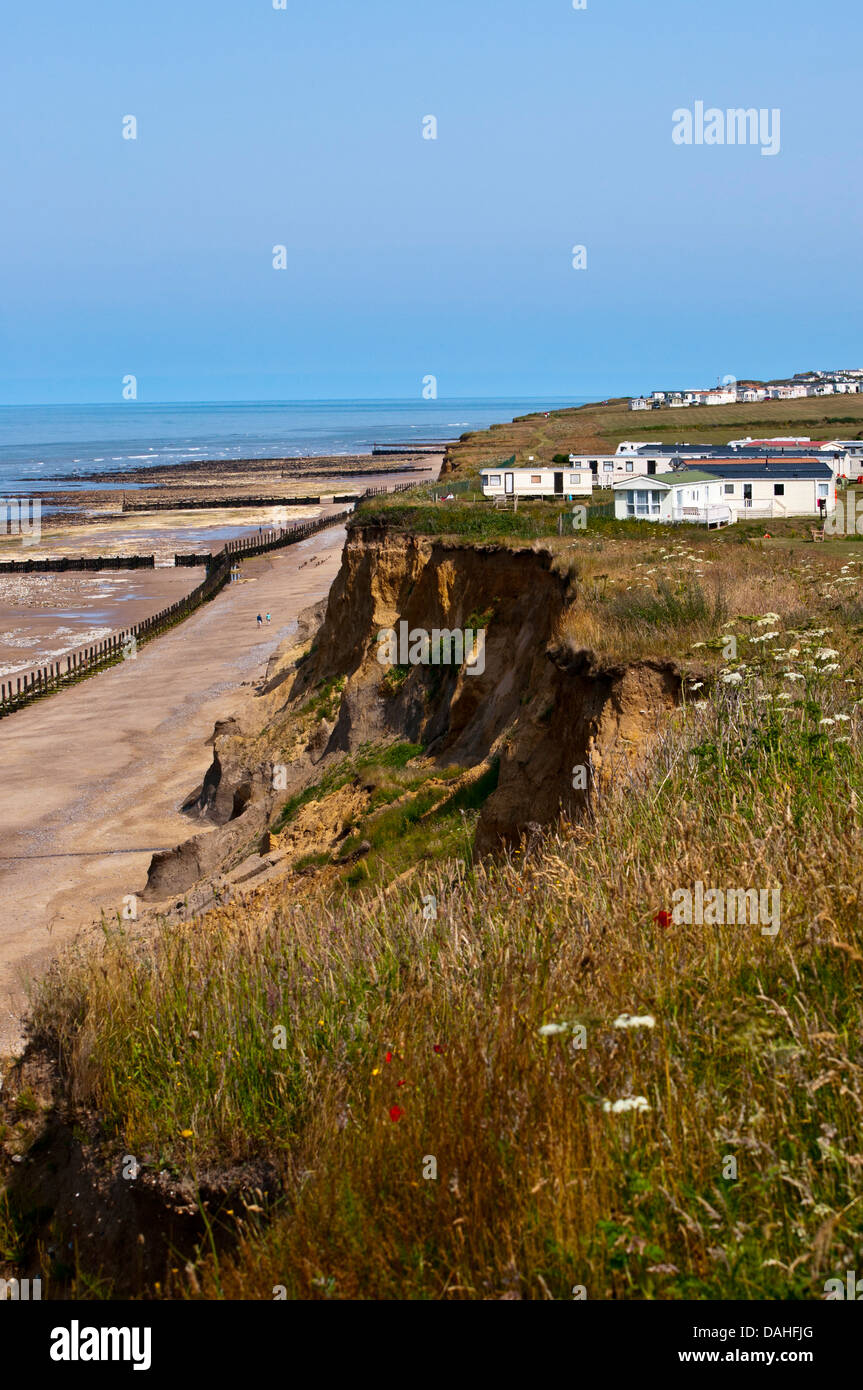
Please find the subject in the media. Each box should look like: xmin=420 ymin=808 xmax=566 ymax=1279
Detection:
xmin=625 ymin=462 xmax=634 ymax=472
xmin=626 ymin=488 xmax=661 ymax=518
xmin=486 ymin=474 xmax=501 ymax=486
xmin=602 ymin=461 xmax=614 ymax=471
xmin=531 ymin=474 xmax=541 ymax=484
xmin=568 ymin=474 xmax=581 ymax=486
xmin=774 ymin=483 xmax=784 ymax=496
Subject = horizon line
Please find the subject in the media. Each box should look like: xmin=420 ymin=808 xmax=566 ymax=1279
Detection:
xmin=0 ymin=395 xmax=598 ymax=409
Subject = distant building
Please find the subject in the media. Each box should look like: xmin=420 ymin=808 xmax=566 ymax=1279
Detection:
xmin=629 ymin=397 xmax=651 ymax=411
xmin=480 ymin=466 xmax=592 ymax=500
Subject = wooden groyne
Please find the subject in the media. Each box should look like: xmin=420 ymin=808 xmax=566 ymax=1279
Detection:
xmin=0 ymin=510 xmax=351 ymax=720
xmin=0 ymin=554 xmax=155 ymax=574
xmin=121 ymin=494 xmax=358 ymax=512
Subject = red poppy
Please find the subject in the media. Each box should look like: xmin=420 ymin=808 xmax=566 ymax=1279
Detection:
xmin=385 ymin=1051 xmax=393 ymax=1063
xmin=433 ymin=1044 xmax=445 ymax=1054
xmin=389 ymin=1105 xmax=403 ymax=1122
xmin=653 ymin=909 xmax=672 ymax=928
xmin=397 ymin=1078 xmax=406 ymax=1086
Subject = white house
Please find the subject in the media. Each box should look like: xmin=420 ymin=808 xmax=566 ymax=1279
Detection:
xmin=766 ymin=384 xmax=808 ymax=400
xmin=696 ymin=388 xmax=737 ymax=406
xmin=569 ymin=452 xmax=680 ymax=487
xmin=680 ymin=460 xmax=835 ymax=520
xmin=612 ymin=472 xmax=732 ymax=527
xmin=629 ymin=397 xmax=651 ymax=411
xmin=613 ymin=461 xmax=836 ymax=526
xmin=480 ymin=465 xmax=593 ymax=500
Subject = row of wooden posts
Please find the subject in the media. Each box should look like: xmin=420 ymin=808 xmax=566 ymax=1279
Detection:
xmin=0 ymin=510 xmax=351 ymax=719
xmin=0 ymin=554 xmax=156 ymax=574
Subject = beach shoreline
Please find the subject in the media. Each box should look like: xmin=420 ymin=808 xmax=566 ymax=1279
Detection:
xmin=0 ymin=523 xmax=348 ymax=1055
xmin=0 ymin=454 xmax=442 ymax=676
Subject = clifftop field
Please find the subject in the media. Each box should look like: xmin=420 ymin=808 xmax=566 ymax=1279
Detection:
xmin=441 ymin=392 xmax=863 ymax=478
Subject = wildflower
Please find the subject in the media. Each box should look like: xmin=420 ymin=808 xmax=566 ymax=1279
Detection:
xmin=721 ymin=672 xmax=743 ymax=685
xmin=603 ymin=1096 xmax=651 ymax=1114
xmin=783 ymin=672 xmax=805 ymax=681
xmin=777 ymin=692 xmax=793 ymax=701
xmin=433 ymin=1044 xmax=445 ymax=1054
xmin=694 ymin=700 xmax=708 ymax=710
xmin=397 ymin=1079 xmax=406 ymax=1087
xmin=538 ymin=1023 xmax=569 ymax=1036
xmin=653 ymin=910 xmax=672 ymax=928
xmin=371 ymin=1067 xmax=381 ymax=1076
xmin=819 ymin=718 xmax=836 ymax=726
xmin=613 ymin=1014 xmax=656 ymax=1030
xmin=816 ymin=648 xmax=839 ymax=660
xmin=385 ymin=1051 xmax=393 ymax=1063
xmin=688 ymin=681 xmax=704 ymax=691
xmin=821 ymin=664 xmax=840 ymax=673
xmin=180 ymin=1130 xmax=193 ymax=1138
xmin=836 ymin=713 xmax=851 ymax=722
xmin=389 ymin=1105 xmax=403 ymax=1122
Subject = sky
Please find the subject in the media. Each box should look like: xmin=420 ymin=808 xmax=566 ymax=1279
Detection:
xmin=1 ymin=0 xmax=861 ymax=404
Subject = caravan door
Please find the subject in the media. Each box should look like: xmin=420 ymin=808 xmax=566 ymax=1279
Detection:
xmin=504 ymin=472 xmax=514 ymax=495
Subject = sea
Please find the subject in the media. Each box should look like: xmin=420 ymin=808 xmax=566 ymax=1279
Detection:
xmin=0 ymin=399 xmax=589 ymax=494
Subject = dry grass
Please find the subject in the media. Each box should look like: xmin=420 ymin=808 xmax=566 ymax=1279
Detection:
xmin=24 ymin=555 xmax=863 ymax=1298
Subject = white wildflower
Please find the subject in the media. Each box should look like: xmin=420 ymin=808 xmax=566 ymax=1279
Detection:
xmin=603 ymin=1096 xmax=651 ymax=1115
xmin=613 ymin=1014 xmax=656 ymax=1031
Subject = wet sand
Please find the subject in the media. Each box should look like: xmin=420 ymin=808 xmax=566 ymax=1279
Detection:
xmin=0 ymin=501 xmax=347 ymax=676
xmin=0 ymin=524 xmax=347 ymax=1055
xmin=0 ymin=567 xmax=202 ymax=679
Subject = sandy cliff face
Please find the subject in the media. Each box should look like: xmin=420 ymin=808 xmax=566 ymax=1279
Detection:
xmin=145 ymin=528 xmax=684 ymax=896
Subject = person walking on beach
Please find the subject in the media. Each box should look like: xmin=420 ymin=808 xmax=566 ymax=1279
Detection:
xmin=266 ymin=612 xmax=271 ymax=624
xmin=256 ymin=613 xmax=263 ymax=628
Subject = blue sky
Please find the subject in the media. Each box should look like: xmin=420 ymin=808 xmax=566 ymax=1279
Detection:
xmin=1 ymin=0 xmax=860 ymax=403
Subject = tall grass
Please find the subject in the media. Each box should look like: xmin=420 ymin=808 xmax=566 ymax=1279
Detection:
xmin=27 ymin=619 xmax=863 ymax=1299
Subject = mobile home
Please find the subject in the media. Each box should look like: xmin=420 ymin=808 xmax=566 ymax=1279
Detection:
xmin=678 ymin=459 xmax=835 ymax=519
xmin=480 ymin=466 xmax=593 ymax=500
xmin=612 ymin=472 xmax=732 ymax=527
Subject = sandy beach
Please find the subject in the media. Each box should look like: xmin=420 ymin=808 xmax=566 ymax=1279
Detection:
xmin=0 ymin=523 xmax=347 ymax=1055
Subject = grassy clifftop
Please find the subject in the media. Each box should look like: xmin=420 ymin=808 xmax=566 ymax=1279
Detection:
xmin=440 ymin=393 xmax=863 ymax=479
